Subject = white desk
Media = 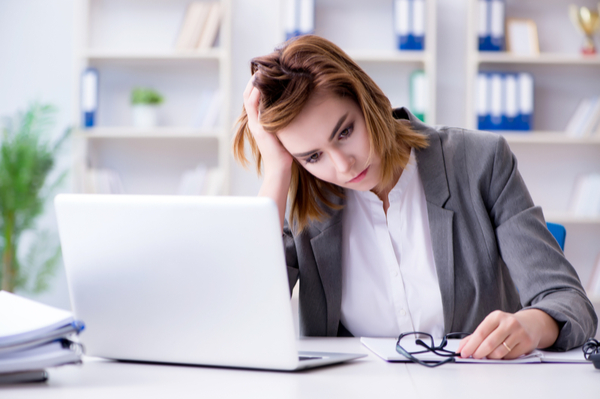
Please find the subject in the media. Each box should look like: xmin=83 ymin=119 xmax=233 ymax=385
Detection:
xmin=2 ymin=338 xmax=599 ymax=399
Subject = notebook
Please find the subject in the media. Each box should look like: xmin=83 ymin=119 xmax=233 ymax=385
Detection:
xmin=54 ymin=194 xmax=365 ymax=371
xmin=361 ymin=337 xmax=588 ymax=364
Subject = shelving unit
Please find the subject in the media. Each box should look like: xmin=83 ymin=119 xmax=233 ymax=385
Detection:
xmin=299 ymin=0 xmax=437 ymax=124
xmin=72 ymin=0 xmax=232 ymax=195
xmin=465 ymin=0 xmax=600 ymax=305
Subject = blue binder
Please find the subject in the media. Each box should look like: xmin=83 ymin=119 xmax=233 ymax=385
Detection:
xmin=284 ymin=0 xmax=315 ymax=40
xmin=478 ymin=0 xmax=505 ymax=52
xmin=516 ymin=73 xmax=534 ymax=131
xmin=80 ymin=68 xmax=99 ymax=129
xmin=396 ymin=0 xmax=425 ymax=51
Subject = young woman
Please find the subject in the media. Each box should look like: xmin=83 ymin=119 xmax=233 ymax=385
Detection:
xmin=233 ymin=35 xmax=597 ymax=359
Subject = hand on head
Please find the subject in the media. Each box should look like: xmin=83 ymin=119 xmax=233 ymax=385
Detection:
xmin=243 ymin=73 xmax=294 ymax=176
xmin=456 ymin=309 xmax=559 ymax=360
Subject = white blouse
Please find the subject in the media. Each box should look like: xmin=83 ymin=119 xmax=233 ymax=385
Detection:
xmin=340 ymin=150 xmax=445 ymax=338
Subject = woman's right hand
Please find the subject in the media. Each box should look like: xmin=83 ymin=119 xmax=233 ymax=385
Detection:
xmin=243 ymin=74 xmax=293 ymax=230
xmin=243 ymin=74 xmax=294 ymax=176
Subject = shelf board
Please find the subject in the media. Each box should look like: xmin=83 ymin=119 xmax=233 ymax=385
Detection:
xmin=545 ymin=214 xmax=600 ymax=225
xmin=498 ymin=132 xmax=600 ymax=144
xmin=83 ymin=49 xmax=224 ymax=61
xmin=476 ymin=52 xmax=600 ymax=65
xmin=346 ymin=49 xmax=428 ymax=63
xmin=75 ymin=127 xmax=222 ymax=139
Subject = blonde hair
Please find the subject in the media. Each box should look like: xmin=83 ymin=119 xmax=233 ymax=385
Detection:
xmin=233 ymin=35 xmax=428 ymax=233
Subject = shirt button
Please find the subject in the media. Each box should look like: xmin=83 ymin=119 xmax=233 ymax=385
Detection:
xmin=399 ymin=309 xmax=406 ymax=316
xmin=392 ymin=270 xmax=399 ymax=277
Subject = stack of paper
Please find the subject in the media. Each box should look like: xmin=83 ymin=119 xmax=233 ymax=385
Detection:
xmin=0 ymin=291 xmax=85 ymax=384
xmin=361 ymin=337 xmax=589 ymax=364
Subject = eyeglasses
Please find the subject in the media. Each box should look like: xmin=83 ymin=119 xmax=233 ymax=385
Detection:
xmin=396 ymin=331 xmax=470 ymax=368
xmin=583 ymin=338 xmax=600 ymax=360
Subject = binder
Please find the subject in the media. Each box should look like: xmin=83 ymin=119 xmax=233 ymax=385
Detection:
xmin=489 ymin=73 xmax=504 ymax=130
xmin=81 ymin=68 xmax=98 ymax=128
xmin=503 ymin=73 xmax=518 ymax=130
xmin=479 ymin=0 xmax=505 ymax=51
xmin=517 ymin=73 xmax=534 ymax=131
xmin=395 ymin=0 xmax=426 ymax=51
xmin=284 ymin=0 xmax=315 ymax=40
xmin=410 ymin=70 xmax=428 ymax=122
xmin=477 ymin=73 xmax=490 ymax=130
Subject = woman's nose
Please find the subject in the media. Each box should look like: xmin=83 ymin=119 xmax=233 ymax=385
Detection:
xmin=330 ymin=149 xmax=354 ymax=174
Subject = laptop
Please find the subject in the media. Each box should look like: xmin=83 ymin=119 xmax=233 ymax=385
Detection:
xmin=54 ymin=194 xmax=365 ymax=371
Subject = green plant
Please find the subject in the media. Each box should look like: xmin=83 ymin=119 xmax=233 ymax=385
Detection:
xmin=0 ymin=103 xmax=71 ymax=293
xmin=131 ymin=87 xmax=164 ymax=105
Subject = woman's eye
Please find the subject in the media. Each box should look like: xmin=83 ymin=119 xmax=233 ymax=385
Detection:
xmin=305 ymin=153 xmax=321 ymax=164
xmin=339 ymin=124 xmax=353 ymax=140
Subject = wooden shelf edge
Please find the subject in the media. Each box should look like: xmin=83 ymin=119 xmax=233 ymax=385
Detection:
xmin=498 ymin=132 xmax=600 ymax=144
xmin=83 ymin=49 xmax=225 ymax=61
xmin=476 ymin=52 xmax=600 ymax=65
xmin=75 ymin=127 xmax=223 ymax=139
xmin=545 ymin=215 xmax=600 ymax=225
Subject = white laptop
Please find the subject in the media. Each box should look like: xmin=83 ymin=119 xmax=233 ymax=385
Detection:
xmin=54 ymin=194 xmax=365 ymax=371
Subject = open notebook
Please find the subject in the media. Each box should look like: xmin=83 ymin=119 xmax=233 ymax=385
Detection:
xmin=361 ymin=337 xmax=589 ymax=364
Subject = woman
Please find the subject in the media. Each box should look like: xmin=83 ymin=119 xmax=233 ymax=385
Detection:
xmin=233 ymin=35 xmax=597 ymax=359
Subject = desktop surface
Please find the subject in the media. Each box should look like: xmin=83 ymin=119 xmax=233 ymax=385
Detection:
xmin=1 ymin=338 xmax=599 ymax=399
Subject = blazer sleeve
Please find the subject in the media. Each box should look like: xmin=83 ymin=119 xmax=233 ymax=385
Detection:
xmin=485 ymin=135 xmax=597 ymax=350
xmin=283 ymin=219 xmax=299 ymax=296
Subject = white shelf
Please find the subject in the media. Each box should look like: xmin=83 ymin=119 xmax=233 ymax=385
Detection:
xmin=545 ymin=214 xmax=600 ymax=225
xmin=499 ymin=132 xmax=600 ymax=144
xmin=476 ymin=52 xmax=600 ymax=65
xmin=346 ymin=49 xmax=428 ymax=63
xmin=75 ymin=127 xmax=222 ymax=139
xmin=84 ymin=48 xmax=225 ymax=61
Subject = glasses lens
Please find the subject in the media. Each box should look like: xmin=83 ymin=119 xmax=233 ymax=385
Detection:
xmin=398 ymin=332 xmax=434 ymax=355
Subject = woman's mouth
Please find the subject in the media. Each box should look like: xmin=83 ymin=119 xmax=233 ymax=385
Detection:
xmin=347 ymin=166 xmax=369 ymax=184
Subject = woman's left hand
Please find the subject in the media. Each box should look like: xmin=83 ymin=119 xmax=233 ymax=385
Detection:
xmin=456 ymin=309 xmax=559 ymax=360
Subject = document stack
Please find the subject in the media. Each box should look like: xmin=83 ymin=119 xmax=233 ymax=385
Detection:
xmin=477 ymin=72 xmax=534 ymax=131
xmin=0 ymin=291 xmax=84 ymax=384
xmin=478 ymin=0 xmax=505 ymax=51
xmin=284 ymin=0 xmax=315 ymax=40
xmin=394 ymin=0 xmax=426 ymax=50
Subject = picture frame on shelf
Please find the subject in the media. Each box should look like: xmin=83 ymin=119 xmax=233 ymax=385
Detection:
xmin=506 ymin=18 xmax=540 ymax=56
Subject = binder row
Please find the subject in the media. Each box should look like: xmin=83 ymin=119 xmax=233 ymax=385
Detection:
xmin=285 ymin=0 xmax=427 ymax=52
xmin=477 ymin=72 xmax=534 ymax=131
xmin=395 ymin=0 xmax=426 ymax=51
xmin=284 ymin=0 xmax=315 ymax=40
xmin=478 ymin=0 xmax=505 ymax=51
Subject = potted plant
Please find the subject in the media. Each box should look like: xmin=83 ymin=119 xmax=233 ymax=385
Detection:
xmin=0 ymin=103 xmax=70 ymax=293
xmin=131 ymin=87 xmax=164 ymax=128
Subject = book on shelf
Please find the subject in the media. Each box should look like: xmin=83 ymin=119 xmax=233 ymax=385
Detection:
xmin=409 ymin=70 xmax=428 ymax=122
xmin=568 ymin=174 xmax=600 ymax=217
xmin=0 ymin=291 xmax=85 ymax=383
xmin=477 ymin=72 xmax=533 ymax=131
xmin=565 ymin=96 xmax=600 ymax=138
xmin=478 ymin=0 xmax=505 ymax=52
xmin=84 ymin=168 xmax=124 ymax=195
xmin=284 ymin=0 xmax=315 ymax=40
xmin=177 ymin=165 xmax=223 ymax=196
xmin=394 ymin=0 xmax=426 ymax=51
xmin=175 ymin=1 xmax=223 ymax=51
xmin=196 ymin=2 xmax=222 ymax=49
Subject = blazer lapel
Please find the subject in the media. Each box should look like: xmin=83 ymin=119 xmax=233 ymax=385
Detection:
xmin=413 ymin=119 xmax=456 ymax=334
xmin=309 ymin=195 xmax=344 ymax=337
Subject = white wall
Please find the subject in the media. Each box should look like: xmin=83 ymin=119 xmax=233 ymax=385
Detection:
xmin=0 ymin=0 xmax=470 ymax=308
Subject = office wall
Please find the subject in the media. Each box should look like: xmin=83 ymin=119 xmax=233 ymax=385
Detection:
xmin=0 ymin=0 xmax=468 ymax=308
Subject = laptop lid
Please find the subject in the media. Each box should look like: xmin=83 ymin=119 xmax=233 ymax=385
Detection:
xmin=55 ymin=194 xmax=305 ymax=370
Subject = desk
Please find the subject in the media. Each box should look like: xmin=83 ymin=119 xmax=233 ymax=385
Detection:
xmin=2 ymin=338 xmax=599 ymax=399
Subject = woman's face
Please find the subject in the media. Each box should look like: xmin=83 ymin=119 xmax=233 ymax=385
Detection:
xmin=277 ymin=92 xmax=382 ymax=192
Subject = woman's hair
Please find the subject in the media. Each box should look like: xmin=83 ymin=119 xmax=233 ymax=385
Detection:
xmin=233 ymin=35 xmax=428 ymax=233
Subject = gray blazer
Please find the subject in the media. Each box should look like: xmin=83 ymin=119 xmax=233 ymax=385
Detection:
xmin=283 ymin=107 xmax=597 ymax=351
